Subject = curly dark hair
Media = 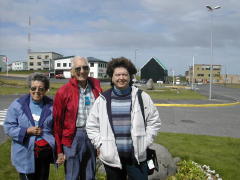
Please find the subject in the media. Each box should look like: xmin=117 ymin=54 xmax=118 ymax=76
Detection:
xmin=107 ymin=57 xmax=137 ymax=87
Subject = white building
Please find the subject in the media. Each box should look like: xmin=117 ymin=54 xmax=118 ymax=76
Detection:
xmin=54 ymin=56 xmax=73 ymax=73
xmin=54 ymin=56 xmax=108 ymax=79
xmin=12 ymin=61 xmax=28 ymax=71
xmin=87 ymin=57 xmax=108 ymax=79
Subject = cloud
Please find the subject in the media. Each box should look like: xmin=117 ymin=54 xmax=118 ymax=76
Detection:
xmin=0 ymin=0 xmax=240 ymax=74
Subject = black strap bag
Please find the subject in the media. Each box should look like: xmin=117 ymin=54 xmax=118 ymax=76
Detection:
xmin=137 ymin=89 xmax=159 ymax=175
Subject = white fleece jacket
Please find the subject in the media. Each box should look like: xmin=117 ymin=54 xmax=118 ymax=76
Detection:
xmin=86 ymin=86 xmax=161 ymax=169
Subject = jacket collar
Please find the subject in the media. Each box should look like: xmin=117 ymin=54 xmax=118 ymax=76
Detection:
xmin=69 ymin=77 xmax=102 ymax=98
xmin=69 ymin=77 xmax=100 ymax=89
xmin=17 ymin=94 xmax=52 ymax=127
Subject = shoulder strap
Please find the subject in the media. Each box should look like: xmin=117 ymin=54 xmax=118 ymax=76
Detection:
xmin=137 ymin=89 xmax=146 ymax=129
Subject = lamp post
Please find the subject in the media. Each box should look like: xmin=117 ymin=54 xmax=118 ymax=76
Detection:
xmin=172 ymin=70 xmax=175 ymax=86
xmin=134 ymin=49 xmax=138 ymax=66
xmin=134 ymin=49 xmax=138 ymax=80
xmin=206 ymin=5 xmax=221 ymax=100
xmin=191 ymin=56 xmax=195 ymax=90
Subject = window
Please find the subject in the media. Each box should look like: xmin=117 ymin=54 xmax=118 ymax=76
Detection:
xmin=29 ymin=62 xmax=34 ymax=66
xmin=37 ymin=55 xmax=42 ymax=59
xmin=29 ymin=56 xmax=34 ymax=59
xmin=57 ymin=63 xmax=61 ymax=67
xmin=37 ymin=62 xmax=41 ymax=66
xmin=69 ymin=63 xmax=71 ymax=67
xmin=90 ymin=63 xmax=94 ymax=67
xmin=45 ymin=55 xmax=49 ymax=59
xmin=63 ymin=63 xmax=67 ymax=67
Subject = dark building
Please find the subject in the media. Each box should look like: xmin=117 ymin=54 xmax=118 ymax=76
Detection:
xmin=140 ymin=57 xmax=168 ymax=82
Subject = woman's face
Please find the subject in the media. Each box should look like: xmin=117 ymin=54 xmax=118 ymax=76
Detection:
xmin=29 ymin=81 xmax=47 ymax=102
xmin=112 ymin=67 xmax=130 ymax=89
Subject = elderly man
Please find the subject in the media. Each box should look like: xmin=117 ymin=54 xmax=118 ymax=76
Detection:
xmin=53 ymin=56 xmax=102 ymax=180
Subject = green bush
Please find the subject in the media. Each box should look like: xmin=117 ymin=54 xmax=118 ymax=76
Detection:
xmin=168 ymin=160 xmax=207 ymax=180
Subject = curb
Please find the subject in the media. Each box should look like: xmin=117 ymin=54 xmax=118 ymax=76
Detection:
xmin=154 ymin=101 xmax=240 ymax=107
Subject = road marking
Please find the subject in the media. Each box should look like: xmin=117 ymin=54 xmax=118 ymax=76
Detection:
xmin=154 ymin=101 xmax=240 ymax=107
xmin=0 ymin=109 xmax=7 ymax=126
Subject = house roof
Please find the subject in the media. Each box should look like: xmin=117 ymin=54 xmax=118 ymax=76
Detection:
xmin=141 ymin=57 xmax=168 ymax=71
xmin=87 ymin=57 xmax=108 ymax=63
xmin=54 ymin=56 xmax=108 ymax=63
xmin=54 ymin=56 xmax=74 ymax=60
xmin=28 ymin=51 xmax=63 ymax=56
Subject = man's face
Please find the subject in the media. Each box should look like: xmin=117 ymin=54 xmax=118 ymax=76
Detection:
xmin=112 ymin=67 xmax=130 ymax=90
xmin=73 ymin=58 xmax=89 ymax=82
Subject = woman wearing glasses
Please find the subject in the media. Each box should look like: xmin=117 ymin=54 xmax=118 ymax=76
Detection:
xmin=4 ymin=73 xmax=55 ymax=180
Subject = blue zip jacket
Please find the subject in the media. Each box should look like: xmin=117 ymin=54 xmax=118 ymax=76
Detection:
xmin=4 ymin=94 xmax=55 ymax=174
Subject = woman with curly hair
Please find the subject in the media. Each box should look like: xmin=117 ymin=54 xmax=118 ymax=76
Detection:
xmin=86 ymin=57 xmax=161 ymax=180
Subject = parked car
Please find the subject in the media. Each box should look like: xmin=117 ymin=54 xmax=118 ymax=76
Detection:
xmin=55 ymin=74 xmax=64 ymax=79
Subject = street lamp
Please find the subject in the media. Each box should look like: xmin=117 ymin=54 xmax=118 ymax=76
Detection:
xmin=205 ymin=5 xmax=221 ymax=100
xmin=134 ymin=49 xmax=138 ymax=66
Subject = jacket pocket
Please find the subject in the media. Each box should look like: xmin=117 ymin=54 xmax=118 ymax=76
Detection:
xmin=99 ymin=138 xmax=117 ymax=163
xmin=133 ymin=135 xmax=148 ymax=157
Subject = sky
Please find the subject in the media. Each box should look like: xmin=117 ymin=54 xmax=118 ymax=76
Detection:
xmin=0 ymin=0 xmax=240 ymax=75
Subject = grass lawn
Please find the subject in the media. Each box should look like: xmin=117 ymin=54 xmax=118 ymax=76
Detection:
xmin=0 ymin=70 xmax=48 ymax=75
xmin=224 ymin=84 xmax=240 ymax=89
xmin=143 ymin=88 xmax=207 ymax=100
xmin=1 ymin=132 xmax=239 ymax=179
xmin=0 ymin=78 xmax=207 ymax=100
xmin=156 ymin=132 xmax=240 ymax=180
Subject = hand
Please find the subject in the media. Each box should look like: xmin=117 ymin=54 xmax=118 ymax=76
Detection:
xmin=56 ymin=153 xmax=65 ymax=165
xmin=27 ymin=127 xmax=42 ymax=136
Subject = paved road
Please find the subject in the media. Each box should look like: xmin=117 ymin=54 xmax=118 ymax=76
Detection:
xmin=196 ymin=84 xmax=240 ymax=101
xmin=158 ymin=104 xmax=240 ymax=138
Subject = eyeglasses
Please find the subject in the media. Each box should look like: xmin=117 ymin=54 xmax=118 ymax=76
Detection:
xmin=30 ymin=87 xmax=45 ymax=92
xmin=114 ymin=73 xmax=129 ymax=77
xmin=75 ymin=66 xmax=89 ymax=72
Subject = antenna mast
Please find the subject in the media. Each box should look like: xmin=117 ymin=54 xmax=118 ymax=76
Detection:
xmin=28 ymin=16 xmax=32 ymax=53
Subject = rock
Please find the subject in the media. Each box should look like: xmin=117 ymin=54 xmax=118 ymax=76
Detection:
xmin=148 ymin=143 xmax=178 ymax=180
xmin=146 ymin=79 xmax=154 ymax=90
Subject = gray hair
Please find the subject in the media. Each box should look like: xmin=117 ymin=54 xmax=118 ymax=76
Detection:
xmin=71 ymin=56 xmax=89 ymax=68
xmin=27 ymin=72 xmax=50 ymax=90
